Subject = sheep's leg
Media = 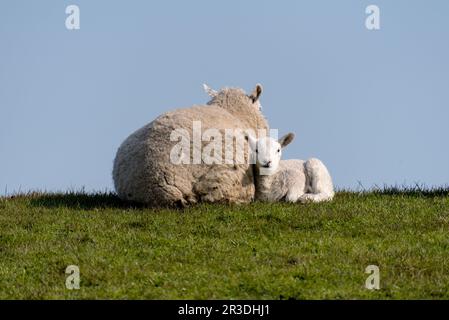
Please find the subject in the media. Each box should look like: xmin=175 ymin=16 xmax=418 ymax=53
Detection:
xmin=282 ymin=161 xmax=307 ymax=203
xmin=298 ymin=192 xmax=332 ymax=203
xmin=285 ymin=184 xmax=305 ymax=203
xmin=299 ymin=158 xmax=334 ymax=203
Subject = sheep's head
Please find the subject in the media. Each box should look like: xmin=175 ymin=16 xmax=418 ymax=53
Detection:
xmin=203 ymin=83 xmax=263 ymax=112
xmin=246 ymin=133 xmax=295 ymax=175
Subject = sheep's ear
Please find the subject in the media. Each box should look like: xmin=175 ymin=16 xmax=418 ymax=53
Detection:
xmin=249 ymin=84 xmax=263 ymax=103
xmin=245 ymin=134 xmax=257 ymax=151
xmin=279 ymin=133 xmax=295 ymax=148
xmin=203 ymin=84 xmax=218 ymax=98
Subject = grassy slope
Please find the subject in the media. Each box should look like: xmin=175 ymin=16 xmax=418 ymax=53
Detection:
xmin=0 ymin=190 xmax=448 ymax=299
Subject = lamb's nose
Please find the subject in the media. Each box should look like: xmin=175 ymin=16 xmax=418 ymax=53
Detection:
xmin=264 ymin=161 xmax=272 ymax=168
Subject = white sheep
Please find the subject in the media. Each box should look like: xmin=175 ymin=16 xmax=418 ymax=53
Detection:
xmin=113 ymin=84 xmax=269 ymax=207
xmin=246 ymin=133 xmax=335 ymax=203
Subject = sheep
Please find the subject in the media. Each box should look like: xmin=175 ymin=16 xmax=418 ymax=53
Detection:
xmin=112 ymin=84 xmax=269 ymax=207
xmin=246 ymin=133 xmax=335 ymax=203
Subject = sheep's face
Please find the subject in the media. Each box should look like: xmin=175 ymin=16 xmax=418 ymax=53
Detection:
xmin=254 ymin=137 xmax=282 ymax=175
xmin=247 ymin=133 xmax=295 ymax=175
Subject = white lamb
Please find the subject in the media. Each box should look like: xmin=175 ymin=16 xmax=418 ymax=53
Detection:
xmin=246 ymin=133 xmax=335 ymax=203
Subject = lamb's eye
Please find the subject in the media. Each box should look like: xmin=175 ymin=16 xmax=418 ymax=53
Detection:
xmin=277 ymin=149 xmax=280 ymax=153
xmin=255 ymin=149 xmax=258 ymax=153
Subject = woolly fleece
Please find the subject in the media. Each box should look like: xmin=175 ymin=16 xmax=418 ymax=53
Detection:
xmin=113 ymin=85 xmax=269 ymax=207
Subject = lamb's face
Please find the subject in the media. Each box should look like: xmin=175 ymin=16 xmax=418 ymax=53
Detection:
xmin=247 ymin=133 xmax=295 ymax=175
xmin=254 ymin=137 xmax=282 ymax=175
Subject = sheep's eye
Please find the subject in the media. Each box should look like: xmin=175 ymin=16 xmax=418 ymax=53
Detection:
xmin=255 ymin=149 xmax=258 ymax=153
xmin=277 ymin=149 xmax=280 ymax=153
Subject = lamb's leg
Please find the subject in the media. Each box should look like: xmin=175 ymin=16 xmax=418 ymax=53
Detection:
xmin=299 ymin=158 xmax=334 ymax=203
xmin=285 ymin=185 xmax=304 ymax=203
xmin=284 ymin=167 xmax=306 ymax=203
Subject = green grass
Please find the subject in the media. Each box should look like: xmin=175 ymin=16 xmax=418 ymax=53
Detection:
xmin=1 ymin=188 xmax=449 ymax=299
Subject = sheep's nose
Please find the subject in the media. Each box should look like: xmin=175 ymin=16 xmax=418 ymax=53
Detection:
xmin=263 ymin=161 xmax=272 ymax=168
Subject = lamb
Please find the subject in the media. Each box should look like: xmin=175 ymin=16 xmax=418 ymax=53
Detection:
xmin=113 ymin=84 xmax=269 ymax=207
xmin=246 ymin=133 xmax=335 ymax=203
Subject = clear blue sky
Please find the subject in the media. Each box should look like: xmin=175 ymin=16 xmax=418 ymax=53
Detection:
xmin=1 ymin=0 xmax=448 ymax=194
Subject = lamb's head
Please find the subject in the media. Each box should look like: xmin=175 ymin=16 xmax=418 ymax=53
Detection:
xmin=203 ymin=83 xmax=264 ymax=113
xmin=246 ymin=133 xmax=295 ymax=175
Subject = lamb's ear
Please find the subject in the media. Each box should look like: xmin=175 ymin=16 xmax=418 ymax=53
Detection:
xmin=249 ymin=84 xmax=263 ymax=103
xmin=279 ymin=133 xmax=295 ymax=148
xmin=203 ymin=84 xmax=218 ymax=98
xmin=244 ymin=134 xmax=257 ymax=151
